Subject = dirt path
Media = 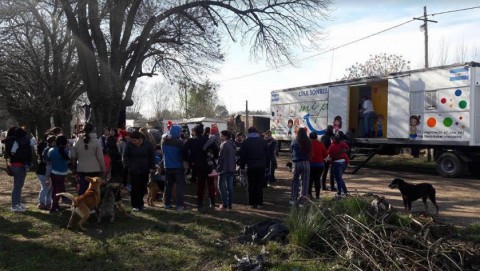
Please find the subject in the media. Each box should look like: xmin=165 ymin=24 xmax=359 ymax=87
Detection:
xmin=1 ymin=156 xmax=479 ymax=226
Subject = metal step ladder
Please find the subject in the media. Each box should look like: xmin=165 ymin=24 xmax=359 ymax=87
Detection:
xmin=346 ymin=145 xmax=384 ymax=174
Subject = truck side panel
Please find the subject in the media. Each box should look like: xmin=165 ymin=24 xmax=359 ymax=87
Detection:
xmin=387 ymin=76 xmax=410 ymax=139
xmin=271 ymin=86 xmax=329 ymax=140
xmin=327 ymin=85 xmax=349 ymax=134
xmin=473 ymin=67 xmax=480 ymax=144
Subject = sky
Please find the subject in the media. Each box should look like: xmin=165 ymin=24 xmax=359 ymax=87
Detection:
xmin=206 ymin=0 xmax=480 ymax=114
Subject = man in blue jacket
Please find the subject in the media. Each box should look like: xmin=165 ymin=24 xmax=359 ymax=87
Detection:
xmin=161 ymin=124 xmax=185 ymax=210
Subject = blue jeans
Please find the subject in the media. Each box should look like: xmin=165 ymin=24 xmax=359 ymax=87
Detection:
xmin=36 ymin=174 xmax=52 ymax=206
xmin=165 ymin=169 xmax=185 ymax=208
xmin=291 ymin=160 xmax=310 ymax=204
xmin=363 ymin=111 xmax=375 ymax=137
xmin=11 ymin=166 xmax=27 ymax=207
xmin=332 ymin=161 xmax=348 ymax=195
xmin=218 ymin=172 xmax=234 ymax=208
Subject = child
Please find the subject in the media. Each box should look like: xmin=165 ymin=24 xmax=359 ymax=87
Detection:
xmin=47 ymin=135 xmax=70 ymax=213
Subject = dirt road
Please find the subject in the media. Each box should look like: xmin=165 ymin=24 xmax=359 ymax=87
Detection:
xmin=1 ymin=156 xmax=479 ymax=226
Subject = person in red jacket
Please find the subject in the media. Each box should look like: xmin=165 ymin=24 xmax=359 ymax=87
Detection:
xmin=308 ymin=132 xmax=327 ymax=199
xmin=327 ymin=135 xmax=350 ymax=197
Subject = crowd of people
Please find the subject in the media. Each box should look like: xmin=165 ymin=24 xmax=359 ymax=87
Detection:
xmin=3 ymin=121 xmax=352 ymax=214
xmin=289 ymin=125 xmax=351 ymax=207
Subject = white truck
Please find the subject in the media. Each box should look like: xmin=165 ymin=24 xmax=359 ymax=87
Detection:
xmin=270 ymin=61 xmax=480 ymax=177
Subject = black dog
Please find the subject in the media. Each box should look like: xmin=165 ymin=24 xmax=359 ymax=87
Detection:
xmin=388 ymin=178 xmax=439 ymax=214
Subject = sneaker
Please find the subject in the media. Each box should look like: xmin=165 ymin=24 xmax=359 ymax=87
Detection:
xmin=256 ymin=204 xmax=263 ymax=209
xmin=176 ymin=205 xmax=186 ymax=211
xmin=331 ymin=187 xmax=337 ymax=192
xmin=19 ymin=203 xmax=27 ymax=209
xmin=11 ymin=204 xmax=26 ymax=212
xmin=49 ymin=208 xmax=60 ymax=213
xmin=131 ymin=208 xmax=141 ymax=212
xmin=218 ymin=204 xmax=226 ymax=211
xmin=298 ymin=204 xmax=305 ymax=208
xmin=163 ymin=204 xmax=172 ymax=209
xmin=289 ymin=200 xmax=296 ymax=206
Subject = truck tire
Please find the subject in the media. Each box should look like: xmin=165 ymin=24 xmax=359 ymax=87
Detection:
xmin=436 ymin=152 xmax=464 ymax=178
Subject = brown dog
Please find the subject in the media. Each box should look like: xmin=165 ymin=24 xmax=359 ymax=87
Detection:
xmin=57 ymin=177 xmax=102 ymax=230
xmin=147 ymin=181 xmax=176 ymax=206
xmin=147 ymin=181 xmax=161 ymax=206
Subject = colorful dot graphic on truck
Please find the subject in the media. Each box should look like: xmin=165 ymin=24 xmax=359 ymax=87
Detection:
xmin=440 ymin=89 xmax=467 ymax=110
xmin=427 ymin=116 xmax=464 ymax=128
xmin=427 ymin=118 xmax=436 ymax=127
xmin=443 ymin=117 xmax=453 ymax=127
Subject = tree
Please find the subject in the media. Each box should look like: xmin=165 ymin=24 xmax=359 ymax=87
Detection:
xmin=178 ymin=80 xmax=218 ymax=118
xmin=147 ymin=80 xmax=177 ymax=119
xmin=59 ymin=0 xmax=332 ymax=133
xmin=342 ymin=53 xmax=411 ymax=80
xmin=214 ymin=105 xmax=229 ymax=119
xmin=0 ymin=0 xmax=83 ymax=136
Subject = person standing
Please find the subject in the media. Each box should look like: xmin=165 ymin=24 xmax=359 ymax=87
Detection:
xmin=123 ymin=131 xmax=156 ymax=211
xmin=161 ymin=125 xmax=186 ymax=210
xmin=99 ymin=127 xmax=110 ymax=151
xmin=327 ymin=135 xmax=350 ymax=197
xmin=308 ymin=132 xmax=327 ymax=199
xmin=106 ymin=135 xmax=123 ymax=183
xmin=183 ymin=124 xmax=217 ymax=211
xmin=118 ymin=129 xmax=130 ymax=187
xmin=70 ymin=122 xmax=106 ymax=195
xmin=320 ymin=125 xmax=336 ymax=191
xmin=239 ymin=126 xmax=267 ymax=209
xmin=264 ymin=130 xmax=277 ymax=187
xmin=35 ymin=134 xmax=53 ymax=210
xmin=47 ymin=135 xmax=70 ymax=213
xmin=290 ymin=127 xmax=312 ymax=206
xmin=361 ymin=96 xmax=375 ymax=138
xmin=217 ymin=130 xmax=236 ymax=210
xmin=4 ymin=126 xmax=32 ymax=212
xmin=234 ymin=132 xmax=246 ymax=186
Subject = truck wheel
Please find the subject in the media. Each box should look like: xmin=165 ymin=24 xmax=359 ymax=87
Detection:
xmin=436 ymin=152 xmax=464 ymax=178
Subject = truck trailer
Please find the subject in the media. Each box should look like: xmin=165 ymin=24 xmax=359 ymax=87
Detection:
xmin=270 ymin=61 xmax=480 ymax=177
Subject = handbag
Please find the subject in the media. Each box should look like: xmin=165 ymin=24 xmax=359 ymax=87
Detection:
xmin=5 ymin=159 xmax=13 ymax=176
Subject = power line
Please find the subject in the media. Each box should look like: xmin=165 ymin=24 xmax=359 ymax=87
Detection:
xmin=219 ymin=18 xmax=415 ymax=82
xmin=429 ymin=5 xmax=480 ymax=17
xmin=219 ymin=5 xmax=480 ymax=83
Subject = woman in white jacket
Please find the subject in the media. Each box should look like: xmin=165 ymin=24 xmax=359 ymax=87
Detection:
xmin=70 ymin=122 xmax=106 ymax=195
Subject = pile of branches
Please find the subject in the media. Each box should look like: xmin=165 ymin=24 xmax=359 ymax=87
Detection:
xmin=305 ymin=195 xmax=479 ymax=270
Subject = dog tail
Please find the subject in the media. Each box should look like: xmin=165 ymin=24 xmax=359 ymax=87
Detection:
xmin=56 ymin=192 xmax=76 ymax=203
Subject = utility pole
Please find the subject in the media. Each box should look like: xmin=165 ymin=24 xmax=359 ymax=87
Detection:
xmin=414 ymin=6 xmax=438 ymax=161
xmin=414 ymin=6 xmax=437 ymax=68
xmin=245 ymin=100 xmax=249 ymax=131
